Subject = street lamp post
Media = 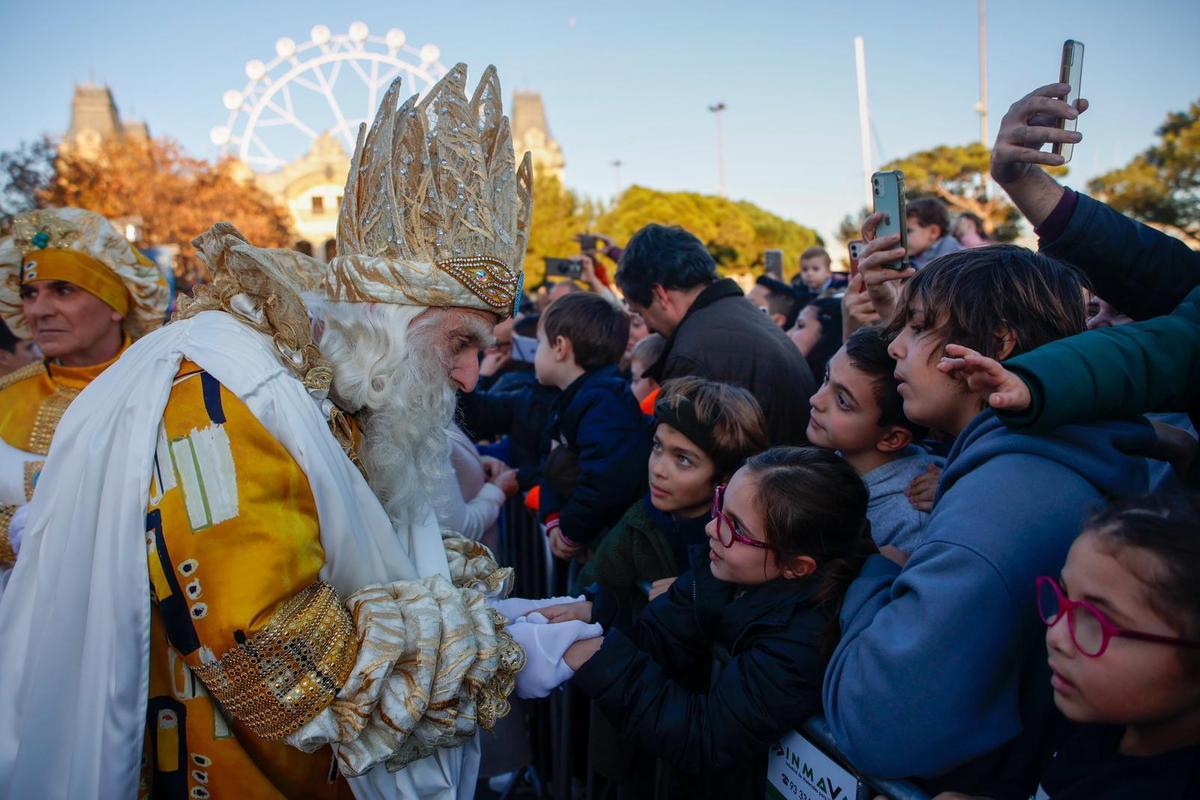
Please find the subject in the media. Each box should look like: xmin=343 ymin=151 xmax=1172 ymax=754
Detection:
xmin=708 ymin=102 xmax=727 ymax=197
xmin=611 ymin=159 xmax=624 ymax=195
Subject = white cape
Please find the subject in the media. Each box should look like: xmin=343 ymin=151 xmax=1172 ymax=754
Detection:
xmin=0 ymin=311 xmax=478 ymax=799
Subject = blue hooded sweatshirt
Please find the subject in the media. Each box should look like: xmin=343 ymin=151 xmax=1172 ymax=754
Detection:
xmin=822 ymin=410 xmax=1155 ymax=794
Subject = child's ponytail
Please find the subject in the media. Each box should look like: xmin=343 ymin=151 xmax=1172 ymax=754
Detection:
xmin=743 ymin=447 xmax=872 ymax=658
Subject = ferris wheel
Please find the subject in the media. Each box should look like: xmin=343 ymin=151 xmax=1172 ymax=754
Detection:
xmin=210 ymin=22 xmax=449 ymax=171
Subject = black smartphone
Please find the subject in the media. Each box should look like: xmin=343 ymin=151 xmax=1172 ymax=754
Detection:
xmin=545 ymin=257 xmax=582 ymax=279
xmin=763 ymin=249 xmax=784 ymax=279
xmin=871 ymin=170 xmax=909 ymax=270
xmin=578 ymin=234 xmax=599 ymax=252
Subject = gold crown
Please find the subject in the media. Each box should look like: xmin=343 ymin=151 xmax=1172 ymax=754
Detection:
xmin=323 ymin=63 xmax=533 ymax=319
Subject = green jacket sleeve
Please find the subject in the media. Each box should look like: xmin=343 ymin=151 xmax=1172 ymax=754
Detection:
xmin=1000 ymin=285 xmax=1200 ymax=433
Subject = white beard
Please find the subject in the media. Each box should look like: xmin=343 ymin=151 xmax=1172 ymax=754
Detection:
xmin=313 ymin=300 xmax=456 ymax=531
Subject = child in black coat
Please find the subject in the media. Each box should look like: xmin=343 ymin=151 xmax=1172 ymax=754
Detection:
xmin=543 ymin=447 xmax=874 ymax=797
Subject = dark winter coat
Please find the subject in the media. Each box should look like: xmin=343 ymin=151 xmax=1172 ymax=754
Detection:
xmin=648 ymin=279 xmax=816 ymax=446
xmin=537 ymin=364 xmax=652 ymax=547
xmin=1039 ymin=191 xmax=1200 ymax=320
xmin=573 ymin=546 xmax=830 ymax=798
xmin=457 ymin=366 xmax=559 ymax=490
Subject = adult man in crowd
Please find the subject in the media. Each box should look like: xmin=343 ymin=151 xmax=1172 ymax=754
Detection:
xmin=747 ymin=274 xmax=802 ymax=330
xmin=907 ymin=196 xmax=963 ymax=268
xmin=0 ymin=65 xmax=531 ymax=799
xmin=616 ymin=223 xmax=816 ymax=445
xmin=0 ymin=208 xmax=168 ymax=574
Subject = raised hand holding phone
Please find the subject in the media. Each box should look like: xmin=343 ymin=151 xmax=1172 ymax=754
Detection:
xmin=1053 ymin=40 xmax=1085 ymax=163
xmin=854 ymin=210 xmax=914 ymax=324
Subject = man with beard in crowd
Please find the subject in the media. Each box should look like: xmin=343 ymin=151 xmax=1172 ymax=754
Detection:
xmin=0 ymin=65 xmax=531 ymax=799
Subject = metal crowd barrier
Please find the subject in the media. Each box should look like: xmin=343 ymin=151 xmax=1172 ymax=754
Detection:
xmin=791 ymin=717 xmax=931 ymax=800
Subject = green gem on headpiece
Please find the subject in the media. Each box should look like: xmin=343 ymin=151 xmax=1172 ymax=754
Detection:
xmin=31 ymin=231 xmax=50 ymax=249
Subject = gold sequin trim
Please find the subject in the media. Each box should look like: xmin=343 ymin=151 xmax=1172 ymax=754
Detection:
xmin=191 ymin=580 xmax=358 ymax=740
xmin=0 ymin=504 xmax=16 ymax=566
xmin=23 ymin=460 xmax=42 ymax=502
xmin=0 ymin=361 xmax=44 ymax=393
xmin=436 ymin=256 xmax=517 ymax=313
xmin=28 ymin=386 xmax=81 ymax=455
xmin=475 ymin=609 xmax=525 ymax=731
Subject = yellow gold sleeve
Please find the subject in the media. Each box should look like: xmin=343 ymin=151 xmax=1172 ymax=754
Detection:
xmin=191 ymin=581 xmax=357 ymax=740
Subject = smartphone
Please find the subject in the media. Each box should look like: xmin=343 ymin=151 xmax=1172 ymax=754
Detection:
xmin=763 ymin=249 xmax=784 ymax=279
xmin=510 ymin=333 xmax=539 ymax=364
xmin=871 ymin=170 xmax=909 ymax=270
xmin=1053 ymin=39 xmax=1085 ymax=163
xmin=545 ymin=257 xmax=582 ymax=279
xmin=848 ymin=240 xmax=866 ymax=276
xmin=578 ymin=234 xmax=599 ymax=252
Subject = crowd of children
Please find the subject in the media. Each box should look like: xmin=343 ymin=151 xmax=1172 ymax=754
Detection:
xmin=458 ymin=79 xmax=1199 ymax=800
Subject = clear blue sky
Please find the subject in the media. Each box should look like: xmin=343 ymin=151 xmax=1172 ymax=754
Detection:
xmin=1 ymin=0 xmax=1197 ymax=248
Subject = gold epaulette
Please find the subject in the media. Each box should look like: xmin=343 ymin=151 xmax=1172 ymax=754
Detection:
xmin=191 ymin=581 xmax=358 ymax=740
xmin=0 ymin=361 xmax=45 ymax=393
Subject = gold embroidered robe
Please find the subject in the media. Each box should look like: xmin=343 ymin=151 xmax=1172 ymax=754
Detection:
xmin=141 ymin=360 xmax=355 ymax=799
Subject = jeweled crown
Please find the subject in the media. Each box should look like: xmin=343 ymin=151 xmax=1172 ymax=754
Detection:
xmin=323 ymin=63 xmax=533 ymax=318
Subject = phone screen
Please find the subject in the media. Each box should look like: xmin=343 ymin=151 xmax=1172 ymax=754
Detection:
xmin=511 ymin=334 xmax=539 ymax=364
xmin=1054 ymin=39 xmax=1085 ymax=163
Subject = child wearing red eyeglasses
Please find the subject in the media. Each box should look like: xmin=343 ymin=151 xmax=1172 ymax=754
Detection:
xmin=1030 ymin=492 xmax=1200 ymax=798
xmin=542 ymin=447 xmax=874 ymax=798
xmin=934 ymin=493 xmax=1200 ymax=800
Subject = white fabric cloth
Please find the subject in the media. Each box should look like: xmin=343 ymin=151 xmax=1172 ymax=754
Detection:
xmin=507 ymin=614 xmax=602 ymax=699
xmin=0 ymin=310 xmax=474 ymax=799
xmin=490 ymin=595 xmax=584 ymax=624
xmin=0 ymin=438 xmax=38 ymax=505
xmin=433 ymin=425 xmax=505 ymax=543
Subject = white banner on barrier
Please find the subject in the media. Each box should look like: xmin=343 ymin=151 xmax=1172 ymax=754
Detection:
xmin=767 ymin=730 xmax=861 ymax=800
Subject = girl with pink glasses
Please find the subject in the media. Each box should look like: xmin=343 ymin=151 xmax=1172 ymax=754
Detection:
xmin=543 ymin=447 xmax=874 ymax=797
xmin=1029 ymin=491 xmax=1200 ymax=799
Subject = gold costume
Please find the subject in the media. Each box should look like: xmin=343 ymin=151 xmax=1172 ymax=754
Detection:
xmin=141 ymin=360 xmax=354 ymax=799
xmin=0 ymin=341 xmax=129 ymax=564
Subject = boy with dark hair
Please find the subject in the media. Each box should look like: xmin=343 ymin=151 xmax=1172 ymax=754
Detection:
xmin=747 ymin=275 xmax=801 ymax=329
xmin=907 ymin=196 xmax=963 ymax=269
xmin=822 ymin=244 xmax=1156 ymax=797
xmin=534 ymin=293 xmax=652 ymax=560
xmin=616 ymin=223 xmax=816 ymax=445
xmin=806 ymin=326 xmax=940 ymax=552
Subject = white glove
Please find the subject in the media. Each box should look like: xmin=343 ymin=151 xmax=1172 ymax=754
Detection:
xmin=507 ymin=617 xmax=603 ymax=699
xmin=8 ymin=504 xmax=28 ymax=557
xmin=0 ymin=439 xmax=39 ymax=505
xmin=489 ymin=595 xmax=584 ymax=624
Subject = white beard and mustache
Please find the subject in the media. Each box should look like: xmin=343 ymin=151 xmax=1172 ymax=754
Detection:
xmin=313 ymin=301 xmax=457 ymax=531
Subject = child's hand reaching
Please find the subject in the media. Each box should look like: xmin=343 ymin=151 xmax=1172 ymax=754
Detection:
xmin=905 ymin=463 xmax=943 ymax=512
xmin=539 ymin=600 xmax=593 ymax=624
xmin=647 ymin=577 xmax=675 ymax=602
xmin=937 ymin=344 xmax=1032 ymax=411
xmin=548 ymin=525 xmax=584 ymax=561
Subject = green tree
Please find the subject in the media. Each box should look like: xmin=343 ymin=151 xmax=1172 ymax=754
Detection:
xmin=523 ymin=171 xmax=593 ymax=287
xmin=595 ymin=185 xmax=819 ymax=277
xmin=0 ymin=137 xmax=56 ymax=232
xmin=882 ymin=143 xmax=1029 ymax=242
xmin=1088 ymin=98 xmax=1200 ymax=245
